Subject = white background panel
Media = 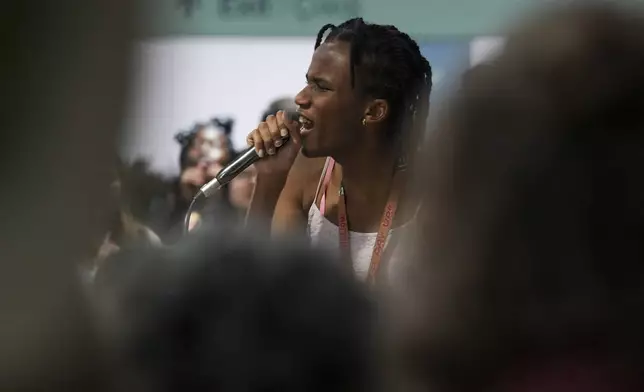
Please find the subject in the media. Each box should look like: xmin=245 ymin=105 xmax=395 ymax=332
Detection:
xmin=123 ymin=37 xmax=315 ymax=175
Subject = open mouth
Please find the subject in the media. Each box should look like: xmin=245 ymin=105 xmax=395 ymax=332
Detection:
xmin=299 ymin=115 xmax=314 ymax=135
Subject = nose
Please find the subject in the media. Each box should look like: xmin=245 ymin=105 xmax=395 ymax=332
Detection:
xmin=295 ymin=86 xmax=311 ymax=109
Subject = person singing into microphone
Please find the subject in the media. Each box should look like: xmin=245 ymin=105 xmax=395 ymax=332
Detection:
xmin=245 ymin=18 xmax=432 ymax=284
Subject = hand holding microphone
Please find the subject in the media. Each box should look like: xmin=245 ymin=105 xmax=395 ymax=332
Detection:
xmin=186 ymin=110 xmax=300 ymax=234
xmin=246 ymin=109 xmax=302 ymax=176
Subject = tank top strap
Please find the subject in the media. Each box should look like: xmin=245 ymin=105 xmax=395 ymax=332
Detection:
xmin=312 ymin=158 xmax=330 ymax=209
xmin=312 ymin=157 xmax=335 ymax=216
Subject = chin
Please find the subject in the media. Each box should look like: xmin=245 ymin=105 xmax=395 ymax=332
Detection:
xmin=301 ymin=140 xmax=327 ymax=158
xmin=301 ymin=147 xmax=313 ymax=158
xmin=301 ymin=147 xmax=325 ymax=158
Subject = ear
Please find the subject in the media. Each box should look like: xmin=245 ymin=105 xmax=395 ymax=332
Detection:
xmin=363 ymin=99 xmax=389 ymax=125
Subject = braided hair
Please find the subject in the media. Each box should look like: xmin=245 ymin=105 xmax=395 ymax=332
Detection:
xmin=314 ymin=18 xmax=432 ymax=162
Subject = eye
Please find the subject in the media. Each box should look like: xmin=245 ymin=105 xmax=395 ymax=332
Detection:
xmin=306 ymin=79 xmax=328 ymax=92
xmin=311 ymin=82 xmax=328 ymax=92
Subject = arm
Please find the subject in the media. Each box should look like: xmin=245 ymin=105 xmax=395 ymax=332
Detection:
xmin=245 ymin=150 xmax=308 ymax=235
xmin=270 ymin=152 xmax=312 ymax=236
xmin=245 ymin=151 xmax=322 ymax=236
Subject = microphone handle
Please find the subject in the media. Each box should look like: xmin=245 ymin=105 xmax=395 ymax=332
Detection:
xmin=199 ymin=135 xmax=292 ymax=198
xmin=215 ymin=146 xmax=260 ymax=186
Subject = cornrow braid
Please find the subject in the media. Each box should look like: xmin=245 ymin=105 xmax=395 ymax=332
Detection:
xmin=314 ymin=18 xmax=432 ymax=163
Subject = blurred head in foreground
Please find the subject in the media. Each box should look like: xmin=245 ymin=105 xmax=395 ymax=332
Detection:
xmin=96 ymin=228 xmax=376 ymax=392
xmin=0 ymin=1 xmax=133 ymax=390
xmin=401 ymin=2 xmax=644 ymax=391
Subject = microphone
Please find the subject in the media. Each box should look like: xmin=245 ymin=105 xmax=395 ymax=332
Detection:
xmin=198 ymin=110 xmax=300 ymax=198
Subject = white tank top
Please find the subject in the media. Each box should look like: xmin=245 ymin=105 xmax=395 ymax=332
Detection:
xmin=306 ymin=157 xmax=412 ymax=281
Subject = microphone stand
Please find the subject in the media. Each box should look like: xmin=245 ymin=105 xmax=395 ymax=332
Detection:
xmin=183 ymin=188 xmax=210 ymax=235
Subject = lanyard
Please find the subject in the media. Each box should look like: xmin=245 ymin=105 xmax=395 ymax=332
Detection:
xmin=337 ymin=169 xmax=404 ymax=284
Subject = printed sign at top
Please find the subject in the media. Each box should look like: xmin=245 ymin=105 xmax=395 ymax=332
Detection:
xmin=177 ymin=0 xmax=202 ymax=17
xmin=294 ymin=0 xmax=361 ymax=22
xmin=218 ymin=0 xmax=271 ymax=17
xmin=148 ymin=0 xmax=557 ymax=37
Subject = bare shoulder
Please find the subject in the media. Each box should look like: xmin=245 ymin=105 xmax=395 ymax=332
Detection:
xmin=284 ymin=151 xmax=327 ymax=210
xmin=271 ymin=151 xmax=327 ymax=236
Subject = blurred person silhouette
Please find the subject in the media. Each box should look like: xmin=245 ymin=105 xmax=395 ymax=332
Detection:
xmin=0 ymin=0 xmax=134 ymax=390
xmin=80 ymin=160 xmax=163 ymax=285
xmin=260 ymin=96 xmax=299 ymax=122
xmin=228 ymin=156 xmax=257 ymax=218
xmin=245 ymin=19 xmax=432 ymax=285
xmin=117 ymin=158 xmax=171 ymax=225
xmin=397 ymin=3 xmax=644 ymax=391
xmin=178 ymin=118 xmax=235 ymax=183
xmin=148 ymin=118 xmax=236 ymax=244
xmin=94 ymin=227 xmax=378 ymax=392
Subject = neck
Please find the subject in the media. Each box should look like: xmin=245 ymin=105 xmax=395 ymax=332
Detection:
xmin=333 ymin=139 xmax=397 ymax=199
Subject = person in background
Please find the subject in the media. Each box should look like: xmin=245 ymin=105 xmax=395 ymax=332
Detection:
xmin=398 ymin=3 xmax=644 ymax=391
xmin=115 ymin=159 xmax=170 ymax=229
xmin=80 ymin=160 xmax=162 ymax=286
xmin=148 ymin=118 xmax=236 ymax=244
xmin=177 ymin=118 xmax=235 ymax=200
xmin=260 ymin=96 xmax=299 ymax=122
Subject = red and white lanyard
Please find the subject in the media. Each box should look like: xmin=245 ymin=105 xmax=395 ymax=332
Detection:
xmin=337 ymin=169 xmax=403 ymax=284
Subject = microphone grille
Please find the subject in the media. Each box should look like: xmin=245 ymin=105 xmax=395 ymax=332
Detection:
xmin=285 ymin=109 xmax=300 ymax=123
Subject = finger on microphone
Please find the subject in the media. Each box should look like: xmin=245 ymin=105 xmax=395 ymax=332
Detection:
xmin=265 ymin=114 xmax=283 ymax=148
xmin=276 ymin=110 xmax=290 ymax=137
xmin=275 ymin=110 xmax=298 ymax=144
xmin=250 ymin=129 xmax=265 ymax=157
xmin=287 ymin=111 xmax=303 ymax=145
xmin=258 ymin=123 xmax=275 ymax=156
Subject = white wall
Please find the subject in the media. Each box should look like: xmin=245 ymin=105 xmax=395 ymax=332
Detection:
xmin=122 ymin=36 xmax=505 ymax=175
xmin=122 ymin=37 xmax=315 ymax=175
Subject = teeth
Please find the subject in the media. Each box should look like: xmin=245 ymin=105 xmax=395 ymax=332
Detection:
xmin=299 ymin=116 xmax=313 ymax=129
